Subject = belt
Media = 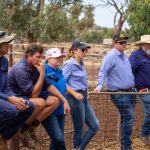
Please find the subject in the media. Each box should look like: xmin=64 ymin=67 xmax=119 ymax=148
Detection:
xmin=76 ymin=89 xmax=87 ymax=93
xmin=136 ymin=87 xmax=150 ymax=92
xmin=135 ymin=86 xmax=150 ymax=91
xmin=109 ymin=88 xmax=134 ymax=92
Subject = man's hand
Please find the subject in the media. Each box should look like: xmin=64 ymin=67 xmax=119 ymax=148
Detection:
xmin=34 ymin=62 xmax=45 ymax=74
xmin=74 ymin=92 xmax=84 ymax=101
xmin=63 ymin=100 xmax=70 ymax=115
xmin=94 ymin=87 xmax=100 ymax=92
xmin=8 ymin=96 xmax=28 ymax=111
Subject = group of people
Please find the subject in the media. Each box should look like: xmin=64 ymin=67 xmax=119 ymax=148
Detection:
xmin=0 ymin=30 xmax=149 ymax=150
xmin=94 ymin=34 xmax=150 ymax=150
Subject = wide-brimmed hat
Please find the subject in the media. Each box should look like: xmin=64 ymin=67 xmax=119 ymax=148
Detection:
xmin=113 ymin=34 xmax=129 ymax=42
xmin=135 ymin=35 xmax=150 ymax=45
xmin=70 ymin=40 xmax=91 ymax=51
xmin=45 ymin=48 xmax=66 ymax=60
xmin=0 ymin=31 xmax=14 ymax=44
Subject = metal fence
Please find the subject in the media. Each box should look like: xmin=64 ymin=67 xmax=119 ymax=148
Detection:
xmin=7 ymin=51 xmax=150 ymax=150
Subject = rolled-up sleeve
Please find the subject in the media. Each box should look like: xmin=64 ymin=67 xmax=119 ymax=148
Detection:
xmin=62 ymin=63 xmax=72 ymax=82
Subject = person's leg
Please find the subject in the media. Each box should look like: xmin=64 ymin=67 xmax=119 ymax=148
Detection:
xmin=38 ymin=96 xmax=60 ymax=122
xmin=140 ymin=94 xmax=150 ymax=140
xmin=67 ymin=94 xmax=85 ymax=149
xmin=0 ymin=100 xmax=34 ymax=139
xmin=80 ymin=100 xmax=100 ymax=150
xmin=111 ymin=94 xmax=136 ymax=150
xmin=42 ymin=114 xmax=66 ymax=150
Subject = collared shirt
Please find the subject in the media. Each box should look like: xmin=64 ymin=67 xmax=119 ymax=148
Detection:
xmin=0 ymin=56 xmax=14 ymax=100
xmin=62 ymin=57 xmax=88 ymax=91
xmin=97 ymin=48 xmax=135 ymax=91
xmin=41 ymin=63 xmax=66 ymax=116
xmin=129 ymin=48 xmax=150 ymax=88
xmin=8 ymin=58 xmax=50 ymax=97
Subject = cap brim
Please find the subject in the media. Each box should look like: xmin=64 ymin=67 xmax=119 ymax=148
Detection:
xmin=80 ymin=45 xmax=91 ymax=49
xmin=0 ymin=35 xmax=14 ymax=44
xmin=46 ymin=54 xmax=66 ymax=60
xmin=114 ymin=36 xmax=129 ymax=42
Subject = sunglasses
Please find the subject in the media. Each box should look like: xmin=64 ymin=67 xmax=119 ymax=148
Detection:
xmin=117 ymin=41 xmax=127 ymax=45
xmin=0 ymin=31 xmax=6 ymax=38
xmin=80 ymin=48 xmax=88 ymax=52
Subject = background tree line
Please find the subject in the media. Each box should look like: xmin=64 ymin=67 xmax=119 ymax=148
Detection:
xmin=0 ymin=0 xmax=149 ymax=43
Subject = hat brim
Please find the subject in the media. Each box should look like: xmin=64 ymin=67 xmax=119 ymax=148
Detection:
xmin=46 ymin=54 xmax=66 ymax=60
xmin=80 ymin=45 xmax=91 ymax=49
xmin=135 ymin=41 xmax=150 ymax=45
xmin=114 ymin=36 xmax=129 ymax=42
xmin=0 ymin=35 xmax=14 ymax=44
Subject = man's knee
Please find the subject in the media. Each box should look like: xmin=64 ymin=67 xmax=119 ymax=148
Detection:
xmin=30 ymin=98 xmax=45 ymax=110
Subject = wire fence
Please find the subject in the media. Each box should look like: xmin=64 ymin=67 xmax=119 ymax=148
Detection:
xmin=7 ymin=49 xmax=150 ymax=150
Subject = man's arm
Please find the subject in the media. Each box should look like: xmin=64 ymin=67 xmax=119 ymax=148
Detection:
xmin=94 ymin=55 xmax=115 ymax=92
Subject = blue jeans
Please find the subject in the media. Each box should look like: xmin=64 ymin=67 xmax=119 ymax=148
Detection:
xmin=0 ymin=99 xmax=34 ymax=139
xmin=42 ymin=114 xmax=66 ymax=150
xmin=111 ymin=94 xmax=136 ymax=150
xmin=140 ymin=93 xmax=150 ymax=138
xmin=67 ymin=93 xmax=100 ymax=150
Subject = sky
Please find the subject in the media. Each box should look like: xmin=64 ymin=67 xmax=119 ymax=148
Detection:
xmin=83 ymin=0 xmax=128 ymax=29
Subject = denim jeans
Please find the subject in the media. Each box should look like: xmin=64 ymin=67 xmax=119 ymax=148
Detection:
xmin=140 ymin=92 xmax=150 ymax=138
xmin=111 ymin=94 xmax=136 ymax=150
xmin=0 ymin=99 xmax=34 ymax=139
xmin=42 ymin=114 xmax=66 ymax=150
xmin=67 ymin=92 xmax=100 ymax=150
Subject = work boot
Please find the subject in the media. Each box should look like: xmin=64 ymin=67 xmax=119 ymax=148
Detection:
xmin=0 ymin=135 xmax=7 ymax=150
xmin=20 ymin=127 xmax=36 ymax=149
xmin=141 ymin=137 xmax=150 ymax=146
xmin=29 ymin=122 xmax=42 ymax=143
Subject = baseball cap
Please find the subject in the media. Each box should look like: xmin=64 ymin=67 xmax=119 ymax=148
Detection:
xmin=45 ymin=48 xmax=66 ymax=60
xmin=0 ymin=31 xmax=14 ymax=44
xmin=70 ymin=40 xmax=91 ymax=51
xmin=113 ymin=34 xmax=129 ymax=42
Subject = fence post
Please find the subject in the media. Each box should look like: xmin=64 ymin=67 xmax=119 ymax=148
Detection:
xmin=9 ymin=45 xmax=13 ymax=67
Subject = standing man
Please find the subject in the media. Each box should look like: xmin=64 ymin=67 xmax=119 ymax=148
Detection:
xmin=94 ymin=35 xmax=136 ymax=150
xmin=0 ymin=31 xmax=34 ymax=150
xmin=8 ymin=43 xmax=70 ymax=149
xmin=129 ymin=35 xmax=150 ymax=145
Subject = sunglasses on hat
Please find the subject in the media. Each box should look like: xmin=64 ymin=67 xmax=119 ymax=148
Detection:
xmin=116 ymin=41 xmax=127 ymax=45
xmin=0 ymin=31 xmax=6 ymax=38
xmin=80 ymin=48 xmax=88 ymax=52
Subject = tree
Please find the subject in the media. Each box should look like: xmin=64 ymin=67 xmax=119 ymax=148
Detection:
xmin=127 ymin=0 xmax=150 ymax=40
xmin=96 ymin=0 xmax=129 ymax=35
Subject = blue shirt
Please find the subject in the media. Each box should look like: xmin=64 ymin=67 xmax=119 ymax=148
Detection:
xmin=0 ymin=56 xmax=14 ymax=100
xmin=41 ymin=63 xmax=66 ymax=116
xmin=97 ymin=48 xmax=135 ymax=91
xmin=62 ymin=57 xmax=88 ymax=91
xmin=8 ymin=58 xmax=50 ymax=97
xmin=129 ymin=48 xmax=150 ymax=88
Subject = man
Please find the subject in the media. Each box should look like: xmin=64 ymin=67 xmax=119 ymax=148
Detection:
xmin=94 ymin=35 xmax=136 ymax=150
xmin=129 ymin=35 xmax=150 ymax=146
xmin=0 ymin=31 xmax=35 ymax=150
xmin=8 ymin=43 xmax=70 ymax=149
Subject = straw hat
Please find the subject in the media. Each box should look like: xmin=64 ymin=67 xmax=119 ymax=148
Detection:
xmin=135 ymin=35 xmax=150 ymax=45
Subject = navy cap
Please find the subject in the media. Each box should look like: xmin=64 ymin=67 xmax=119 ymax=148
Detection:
xmin=70 ymin=40 xmax=91 ymax=50
xmin=113 ymin=34 xmax=129 ymax=42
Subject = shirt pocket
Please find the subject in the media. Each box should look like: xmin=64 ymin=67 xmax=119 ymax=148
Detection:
xmin=141 ymin=60 xmax=150 ymax=72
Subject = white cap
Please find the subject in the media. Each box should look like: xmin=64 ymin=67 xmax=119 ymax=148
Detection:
xmin=45 ymin=48 xmax=66 ymax=60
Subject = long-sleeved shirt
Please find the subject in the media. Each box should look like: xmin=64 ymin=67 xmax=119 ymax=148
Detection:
xmin=0 ymin=56 xmax=14 ymax=100
xmin=129 ymin=48 xmax=150 ymax=88
xmin=8 ymin=58 xmax=50 ymax=98
xmin=62 ymin=57 xmax=88 ymax=91
xmin=97 ymin=48 xmax=135 ymax=91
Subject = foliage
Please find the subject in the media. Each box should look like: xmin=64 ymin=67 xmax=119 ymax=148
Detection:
xmin=127 ymin=0 xmax=150 ymax=40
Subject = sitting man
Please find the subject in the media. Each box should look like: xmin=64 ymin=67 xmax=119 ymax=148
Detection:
xmin=0 ymin=31 xmax=35 ymax=150
xmin=8 ymin=43 xmax=70 ymax=149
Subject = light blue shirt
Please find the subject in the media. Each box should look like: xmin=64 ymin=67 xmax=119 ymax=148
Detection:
xmin=62 ymin=57 xmax=88 ymax=91
xmin=97 ymin=48 xmax=135 ymax=91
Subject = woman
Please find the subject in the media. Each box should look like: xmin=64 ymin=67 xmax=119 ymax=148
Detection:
xmin=62 ymin=40 xmax=100 ymax=150
xmin=41 ymin=48 xmax=67 ymax=150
